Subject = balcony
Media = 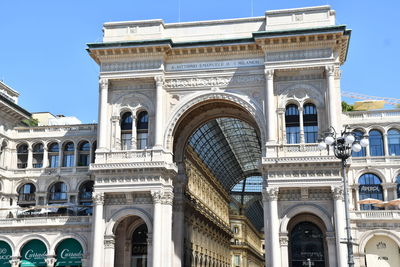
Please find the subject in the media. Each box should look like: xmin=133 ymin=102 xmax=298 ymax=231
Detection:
xmin=351 ymin=210 xmax=400 ymax=221
xmin=343 ymin=109 xmax=400 ymax=124
xmin=0 ymin=215 xmax=91 ymax=228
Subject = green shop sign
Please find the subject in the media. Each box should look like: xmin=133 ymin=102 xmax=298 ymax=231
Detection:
xmin=21 ymin=239 xmax=47 ymax=267
xmin=0 ymin=241 xmax=12 ymax=267
xmin=55 ymin=238 xmax=83 ymax=266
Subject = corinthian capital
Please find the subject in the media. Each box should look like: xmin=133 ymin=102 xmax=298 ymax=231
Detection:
xmin=92 ymin=192 xmax=105 ymax=205
xmin=262 ymin=187 xmax=279 ymax=201
xmin=332 ymin=186 xmax=344 ymax=200
xmin=99 ymin=78 xmax=109 ymax=90
xmin=151 ymin=190 xmax=164 ymax=204
xmin=155 ymin=75 xmax=164 ymax=87
xmin=325 ymin=65 xmax=335 ymax=76
xmin=264 ymin=69 xmax=274 ymax=80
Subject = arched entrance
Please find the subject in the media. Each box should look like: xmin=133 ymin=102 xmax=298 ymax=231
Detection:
xmin=171 ymin=99 xmax=265 ymax=267
xmin=20 ymin=239 xmax=48 ymax=267
xmin=114 ymin=216 xmax=149 ymax=267
xmin=288 ymin=214 xmax=328 ymax=267
xmin=55 ymin=238 xmax=83 ymax=267
xmin=365 ymin=235 xmax=400 ymax=267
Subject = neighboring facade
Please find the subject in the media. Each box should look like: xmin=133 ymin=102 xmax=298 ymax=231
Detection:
xmin=0 ymin=5 xmax=399 ymax=267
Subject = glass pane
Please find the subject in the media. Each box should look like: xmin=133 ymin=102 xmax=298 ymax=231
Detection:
xmin=369 ymin=130 xmax=384 ymax=156
xmin=388 ymin=129 xmax=400 ymax=156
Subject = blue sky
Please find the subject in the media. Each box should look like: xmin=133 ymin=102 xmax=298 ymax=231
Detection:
xmin=0 ymin=0 xmax=399 ymax=123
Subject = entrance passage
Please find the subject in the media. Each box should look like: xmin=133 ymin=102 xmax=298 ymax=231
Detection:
xmin=290 ymin=222 xmax=325 ymax=267
xmin=131 ymin=224 xmax=148 ymax=267
xmin=365 ymin=235 xmax=400 ymax=267
xmin=55 ymin=238 xmax=83 ymax=267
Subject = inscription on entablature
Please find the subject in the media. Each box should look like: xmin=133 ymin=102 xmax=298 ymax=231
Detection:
xmin=166 ymin=58 xmax=263 ymax=71
xmin=164 ymin=75 xmax=265 ymax=89
xmin=101 ymin=60 xmax=162 ymax=72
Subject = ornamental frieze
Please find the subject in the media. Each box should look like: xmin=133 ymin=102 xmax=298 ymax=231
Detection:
xmin=101 ymin=60 xmax=162 ymax=72
xmin=164 ymin=75 xmax=265 ymax=89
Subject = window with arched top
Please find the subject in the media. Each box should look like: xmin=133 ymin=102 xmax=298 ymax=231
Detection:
xmin=91 ymin=141 xmax=97 ymax=163
xmin=18 ymin=183 xmax=36 ymax=206
xmin=78 ymin=141 xmax=90 ymax=166
xmin=388 ymin=129 xmax=400 ymax=156
xmin=303 ymin=103 xmax=318 ymax=143
xmin=32 ymin=143 xmax=44 ymax=168
xmin=137 ymin=111 xmax=149 ymax=149
xmin=0 ymin=141 xmax=7 ymax=168
xmin=79 ymin=180 xmax=94 ymax=215
xmin=48 ymin=142 xmax=59 ymax=168
xmin=352 ymin=130 xmax=366 ymax=157
xmin=369 ymin=130 xmax=384 ymax=156
xmin=359 ymin=173 xmax=383 ymax=210
xmin=62 ymin=142 xmax=74 ymax=167
xmin=17 ymin=144 xmax=28 ymax=169
xmin=48 ymin=182 xmax=67 ymax=202
xmin=121 ymin=112 xmax=133 ymax=150
xmin=285 ymin=104 xmax=300 ymax=144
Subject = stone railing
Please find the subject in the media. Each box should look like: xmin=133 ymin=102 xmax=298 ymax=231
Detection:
xmin=268 ymin=143 xmax=330 ymax=158
xmin=14 ymin=124 xmax=97 ymax=134
xmin=343 ymin=109 xmax=400 ymax=124
xmin=351 ymin=210 xmax=400 ymax=220
xmin=94 ymin=148 xmax=174 ymax=164
xmin=12 ymin=166 xmax=89 ymax=175
xmin=0 ymin=216 xmax=91 ymax=227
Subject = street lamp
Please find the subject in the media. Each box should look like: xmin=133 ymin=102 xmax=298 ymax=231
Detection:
xmin=318 ymin=126 xmax=369 ymax=267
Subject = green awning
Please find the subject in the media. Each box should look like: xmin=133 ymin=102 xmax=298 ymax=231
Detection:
xmin=21 ymin=240 xmax=47 ymax=267
xmin=55 ymin=238 xmax=83 ymax=266
xmin=0 ymin=241 xmax=12 ymax=267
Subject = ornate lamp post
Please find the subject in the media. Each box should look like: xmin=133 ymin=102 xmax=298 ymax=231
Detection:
xmin=318 ymin=126 xmax=369 ymax=267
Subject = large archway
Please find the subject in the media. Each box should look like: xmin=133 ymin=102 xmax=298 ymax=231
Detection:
xmin=364 ymin=235 xmax=400 ymax=267
xmin=171 ymin=99 xmax=265 ymax=267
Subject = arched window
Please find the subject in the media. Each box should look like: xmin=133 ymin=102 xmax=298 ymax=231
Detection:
xmin=285 ymin=104 xmax=300 ymax=144
xmin=121 ymin=112 xmax=133 ymax=150
xmin=137 ymin=111 xmax=149 ymax=149
xmin=0 ymin=141 xmax=7 ymax=168
xmin=48 ymin=142 xmax=59 ymax=168
xmin=32 ymin=143 xmax=44 ymax=168
xmin=78 ymin=141 xmax=90 ymax=166
xmin=359 ymin=173 xmax=383 ymax=210
xmin=62 ymin=142 xmax=74 ymax=167
xmin=17 ymin=144 xmax=28 ymax=169
xmin=79 ymin=181 xmax=94 ymax=215
xmin=397 ymin=175 xmax=400 ymax=198
xmin=303 ymin=103 xmax=318 ymax=143
xmin=352 ymin=130 xmax=366 ymax=157
xmin=369 ymin=130 xmax=384 ymax=156
xmin=131 ymin=223 xmax=148 ymax=266
xmin=48 ymin=182 xmax=67 ymax=202
xmin=18 ymin=183 xmax=36 ymax=207
xmin=388 ymin=129 xmax=400 ymax=156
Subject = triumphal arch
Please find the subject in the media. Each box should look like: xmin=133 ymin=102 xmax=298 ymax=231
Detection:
xmin=83 ymin=5 xmax=399 ymax=267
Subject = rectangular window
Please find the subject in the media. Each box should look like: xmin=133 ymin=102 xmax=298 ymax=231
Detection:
xmin=286 ymin=126 xmax=300 ymax=144
xmin=304 ymin=125 xmax=318 ymax=143
xmin=234 ymin=255 xmax=240 ymax=267
xmin=78 ymin=154 xmax=90 ymax=166
xmin=137 ymin=133 xmax=148 ymax=149
xmin=63 ymin=154 xmax=74 ymax=167
xmin=49 ymin=155 xmax=59 ymax=168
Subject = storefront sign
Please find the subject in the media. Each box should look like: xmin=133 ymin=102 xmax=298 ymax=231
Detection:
xmin=0 ymin=241 xmax=11 ymax=267
xmin=55 ymin=238 xmax=83 ymax=266
xmin=21 ymin=240 xmax=47 ymax=267
xmin=360 ymin=185 xmax=381 ymax=193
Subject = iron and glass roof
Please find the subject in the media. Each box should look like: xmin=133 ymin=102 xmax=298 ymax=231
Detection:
xmin=188 ymin=117 xmax=263 ymax=231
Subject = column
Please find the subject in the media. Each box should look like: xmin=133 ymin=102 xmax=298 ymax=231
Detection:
xmin=332 ymin=186 xmax=347 ymax=267
xmin=110 ymin=116 xmax=119 ymax=150
xmin=147 ymin=233 xmax=153 ymax=267
xmin=162 ymin=191 xmax=173 ymax=267
xmin=103 ymin=235 xmax=115 ymax=267
xmin=154 ymin=76 xmax=164 ymax=148
xmin=172 ymin=178 xmax=185 ymax=267
xmin=98 ymin=78 xmax=109 ymax=150
xmin=278 ymin=108 xmax=286 ymax=144
xmin=131 ymin=114 xmax=137 ymax=149
xmin=263 ymin=187 xmax=280 ymax=267
xmin=73 ymin=143 xmax=78 ymax=169
xmin=27 ymin=143 xmax=33 ymax=169
xmin=299 ymin=107 xmax=304 ymax=143
xmin=279 ymin=235 xmax=289 ymax=267
xmin=42 ymin=146 xmax=48 ymax=168
xmin=151 ymin=190 xmax=163 ymax=267
xmin=325 ymin=65 xmax=338 ymax=130
xmin=81 ymin=258 xmax=89 ymax=267
xmin=264 ymin=69 xmax=276 ymax=143
xmin=91 ymin=192 xmax=105 ymax=267
xmin=9 ymin=257 xmax=21 ymax=267
xmin=58 ymin=141 xmax=62 ymax=168
xmin=383 ymin=133 xmax=389 ymax=156
xmin=354 ymin=185 xmax=360 ymax=210
xmin=326 ymin=232 xmax=337 ymax=267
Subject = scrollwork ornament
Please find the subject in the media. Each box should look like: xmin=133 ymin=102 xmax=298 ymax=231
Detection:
xmin=92 ymin=192 xmax=105 ymax=205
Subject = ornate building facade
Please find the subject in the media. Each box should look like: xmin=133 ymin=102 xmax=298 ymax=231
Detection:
xmin=0 ymin=5 xmax=400 ymax=267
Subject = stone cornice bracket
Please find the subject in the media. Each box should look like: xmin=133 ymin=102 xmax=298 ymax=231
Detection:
xmin=262 ymin=187 xmax=279 ymax=201
xmin=151 ymin=190 xmax=164 ymax=204
xmin=155 ymin=75 xmax=164 ymax=87
xmin=332 ymin=186 xmax=344 ymax=200
xmin=92 ymin=191 xmax=105 ymax=205
xmin=264 ymin=68 xmax=274 ymax=79
xmin=99 ymin=78 xmax=109 ymax=90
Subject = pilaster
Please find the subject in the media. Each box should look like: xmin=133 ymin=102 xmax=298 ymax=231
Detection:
xmin=98 ymin=78 xmax=109 ymax=151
